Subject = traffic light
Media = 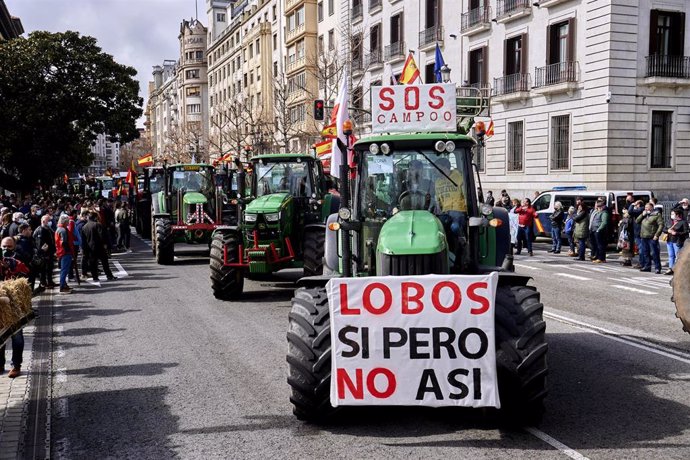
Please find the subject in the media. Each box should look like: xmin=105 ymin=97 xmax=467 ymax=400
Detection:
xmin=313 ymin=99 xmax=325 ymax=121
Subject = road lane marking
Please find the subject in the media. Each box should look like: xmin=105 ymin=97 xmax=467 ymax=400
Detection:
xmin=611 ymin=284 xmax=656 ymax=295
xmin=561 ymin=265 xmax=591 ymax=273
xmin=555 ymin=273 xmax=591 ymax=281
xmin=609 ymin=277 xmax=669 ymax=290
xmin=112 ymin=261 xmax=129 ymax=278
xmin=525 ymin=427 xmax=590 ymax=460
xmin=85 ymin=278 xmax=101 ymax=287
xmin=515 ymin=263 xmax=540 ymax=271
xmin=544 ymin=311 xmax=690 ymax=365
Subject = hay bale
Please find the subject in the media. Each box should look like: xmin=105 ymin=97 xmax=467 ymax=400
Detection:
xmin=0 ymin=279 xmax=32 ymax=330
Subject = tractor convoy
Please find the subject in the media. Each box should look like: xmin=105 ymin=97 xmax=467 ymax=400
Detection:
xmin=135 ymin=82 xmax=552 ymax=424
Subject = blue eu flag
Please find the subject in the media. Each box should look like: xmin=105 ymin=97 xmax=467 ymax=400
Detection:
xmin=434 ymin=43 xmax=446 ymax=83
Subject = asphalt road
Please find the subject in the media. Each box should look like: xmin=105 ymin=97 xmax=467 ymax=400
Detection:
xmin=45 ymin=236 xmax=690 ymax=459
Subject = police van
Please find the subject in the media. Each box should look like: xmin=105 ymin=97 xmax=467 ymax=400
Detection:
xmin=531 ymin=187 xmax=654 ymax=241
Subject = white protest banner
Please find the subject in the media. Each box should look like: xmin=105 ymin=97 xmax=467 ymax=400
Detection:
xmin=327 ymin=273 xmax=500 ymax=408
xmin=371 ymin=83 xmax=457 ymax=133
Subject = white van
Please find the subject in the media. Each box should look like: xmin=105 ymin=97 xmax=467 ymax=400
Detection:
xmin=531 ymin=187 xmax=654 ymax=241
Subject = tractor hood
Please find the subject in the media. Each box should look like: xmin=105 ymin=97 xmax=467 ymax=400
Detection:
xmin=183 ymin=192 xmax=208 ymax=205
xmin=377 ymin=210 xmax=447 ymax=256
xmin=245 ymin=193 xmax=291 ymax=214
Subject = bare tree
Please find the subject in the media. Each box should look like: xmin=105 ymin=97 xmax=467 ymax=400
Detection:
xmin=120 ymin=135 xmax=153 ymax=170
xmin=161 ymin=122 xmax=207 ymax=164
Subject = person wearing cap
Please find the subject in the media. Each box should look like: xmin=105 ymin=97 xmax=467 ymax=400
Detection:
xmin=677 ymin=198 xmax=690 ymax=221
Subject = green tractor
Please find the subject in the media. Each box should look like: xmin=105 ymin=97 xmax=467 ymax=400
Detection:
xmin=285 ymin=85 xmax=548 ymax=423
xmin=209 ymin=153 xmax=337 ymax=300
xmin=151 ymin=163 xmax=228 ymax=264
xmin=134 ymin=166 xmax=165 ymax=239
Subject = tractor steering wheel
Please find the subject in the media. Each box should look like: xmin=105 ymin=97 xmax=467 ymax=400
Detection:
xmin=398 ymin=190 xmax=428 ymax=211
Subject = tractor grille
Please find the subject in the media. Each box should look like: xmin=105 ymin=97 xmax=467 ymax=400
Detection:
xmin=378 ymin=252 xmax=448 ymax=276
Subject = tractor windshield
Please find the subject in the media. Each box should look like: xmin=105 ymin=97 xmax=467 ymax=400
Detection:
xmin=255 ymin=160 xmax=313 ymax=198
xmin=360 ymin=148 xmax=470 ymax=219
xmin=171 ymin=168 xmax=214 ymax=194
xmin=149 ymin=172 xmax=164 ymax=194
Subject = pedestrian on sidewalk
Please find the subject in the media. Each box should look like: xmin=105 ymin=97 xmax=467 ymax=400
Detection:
xmin=548 ymin=201 xmax=565 ymax=254
xmin=664 ymin=209 xmax=688 ymax=275
xmin=55 ymin=214 xmax=74 ymax=293
xmin=637 ymin=202 xmax=663 ymax=274
xmin=629 ymin=200 xmax=645 ymax=268
xmin=33 ymin=214 xmax=56 ymax=289
xmin=589 ymin=200 xmax=609 ymax=263
xmin=617 ymin=209 xmax=634 ymax=266
xmin=81 ymin=212 xmax=117 ymax=281
xmin=565 ymin=206 xmax=576 ymax=256
xmin=0 ymin=237 xmax=30 ymax=378
xmin=515 ymin=198 xmax=538 ymax=256
xmin=115 ymin=202 xmax=131 ymax=252
xmin=573 ymin=199 xmax=590 ymax=261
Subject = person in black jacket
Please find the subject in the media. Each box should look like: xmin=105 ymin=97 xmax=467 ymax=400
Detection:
xmin=33 ymin=214 xmax=56 ymax=288
xmin=14 ymin=223 xmax=38 ymax=291
xmin=665 ymin=208 xmax=689 ymax=275
xmin=548 ymin=201 xmax=565 ymax=253
xmin=81 ymin=212 xmax=116 ymax=281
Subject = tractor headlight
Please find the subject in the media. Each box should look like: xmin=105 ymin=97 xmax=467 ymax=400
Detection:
xmin=368 ymin=143 xmax=379 ymax=154
xmin=445 ymin=141 xmax=456 ymax=152
xmin=481 ymin=204 xmax=493 ymax=216
xmin=245 ymin=213 xmax=257 ymax=222
xmin=264 ymin=212 xmax=280 ymax=222
xmin=338 ymin=207 xmax=352 ymax=220
xmin=380 ymin=143 xmax=391 ymax=155
xmin=434 ymin=140 xmax=446 ymax=152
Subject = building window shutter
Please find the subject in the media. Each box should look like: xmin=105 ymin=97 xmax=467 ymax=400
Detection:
xmin=503 ymin=39 xmax=509 ymax=76
xmin=672 ymin=12 xmax=685 ymax=55
xmin=545 ymin=24 xmax=551 ymax=65
xmin=482 ymin=46 xmax=489 ymax=85
xmin=649 ymin=10 xmax=659 ymax=55
xmin=521 ymin=33 xmax=529 ymax=74
xmin=567 ymin=17 xmax=576 ymax=62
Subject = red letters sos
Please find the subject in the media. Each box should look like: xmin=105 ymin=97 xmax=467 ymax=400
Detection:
xmin=377 ymin=85 xmax=446 ymax=111
xmin=338 ymin=280 xmax=491 ymax=316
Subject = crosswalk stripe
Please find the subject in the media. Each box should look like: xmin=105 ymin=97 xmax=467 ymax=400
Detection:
xmin=515 ymin=263 xmax=540 ymax=271
xmin=611 ymin=284 xmax=656 ymax=295
xmin=556 ymin=273 xmax=591 ymax=281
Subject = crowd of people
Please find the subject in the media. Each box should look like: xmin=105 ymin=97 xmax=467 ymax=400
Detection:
xmin=492 ymin=190 xmax=689 ymax=275
xmin=0 ymin=192 xmax=133 ymax=378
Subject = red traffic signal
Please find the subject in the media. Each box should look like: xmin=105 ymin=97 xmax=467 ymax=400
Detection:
xmin=313 ymin=99 xmax=325 ymax=121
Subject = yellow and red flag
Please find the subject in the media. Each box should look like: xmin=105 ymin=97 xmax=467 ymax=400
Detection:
xmin=137 ymin=153 xmax=153 ymax=167
xmin=486 ymin=120 xmax=495 ymax=138
xmin=314 ymin=140 xmax=332 ymax=157
xmin=399 ymin=52 xmax=421 ymax=84
xmin=321 ymin=123 xmax=337 ymax=139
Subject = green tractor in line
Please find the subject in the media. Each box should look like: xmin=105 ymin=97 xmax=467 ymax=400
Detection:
xmin=151 ymin=163 xmax=232 ymax=264
xmin=209 ymin=153 xmax=338 ymax=300
xmin=285 ymin=86 xmax=548 ymax=423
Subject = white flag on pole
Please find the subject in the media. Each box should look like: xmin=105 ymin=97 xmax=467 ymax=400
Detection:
xmin=331 ymin=70 xmax=349 ymax=179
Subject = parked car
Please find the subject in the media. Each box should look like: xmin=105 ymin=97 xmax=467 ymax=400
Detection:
xmin=532 ymin=187 xmax=654 ymax=242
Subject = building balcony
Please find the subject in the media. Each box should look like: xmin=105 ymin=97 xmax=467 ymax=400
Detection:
xmin=352 ymin=3 xmax=363 ymax=23
xmin=286 ymin=56 xmax=306 ymax=74
xmin=493 ymin=73 xmax=531 ymax=103
xmin=385 ymin=41 xmax=406 ymax=62
xmin=366 ymin=50 xmax=384 ymax=70
xmin=419 ymin=25 xmax=443 ymax=51
xmin=286 ymin=23 xmax=305 ymax=45
xmin=641 ymin=55 xmax=690 ymax=91
xmin=369 ymin=0 xmax=382 ymax=14
xmin=461 ymin=6 xmax=492 ymax=36
xmin=496 ymin=0 xmax=532 ymax=24
xmin=538 ymin=0 xmax=571 ymax=7
xmin=533 ymin=61 xmax=578 ymax=96
xmin=285 ymin=0 xmax=303 ymax=14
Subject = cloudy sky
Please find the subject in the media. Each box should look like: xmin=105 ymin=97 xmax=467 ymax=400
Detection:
xmin=6 ymin=0 xmax=203 ymax=127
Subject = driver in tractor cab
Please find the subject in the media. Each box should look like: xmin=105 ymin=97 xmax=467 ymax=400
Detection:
xmin=185 ymin=173 xmax=202 ymax=191
xmin=399 ymin=160 xmax=431 ymax=211
xmin=434 ymin=157 xmax=468 ymax=254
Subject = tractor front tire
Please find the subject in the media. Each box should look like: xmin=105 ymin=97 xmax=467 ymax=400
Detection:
xmin=286 ymin=287 xmax=334 ymax=421
xmin=154 ymin=218 xmax=174 ymax=265
xmin=303 ymin=228 xmax=325 ymax=277
xmin=210 ymin=231 xmax=244 ymax=300
xmin=495 ymin=284 xmax=549 ymax=424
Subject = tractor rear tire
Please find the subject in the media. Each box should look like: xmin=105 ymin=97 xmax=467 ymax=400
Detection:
xmin=210 ymin=231 xmax=244 ymax=300
xmin=495 ymin=284 xmax=549 ymax=424
xmin=155 ymin=218 xmax=174 ymax=265
xmin=151 ymin=215 xmax=157 ymax=256
xmin=303 ymin=228 xmax=325 ymax=277
xmin=671 ymin=247 xmax=690 ymax=334
xmin=286 ymin=287 xmax=334 ymax=421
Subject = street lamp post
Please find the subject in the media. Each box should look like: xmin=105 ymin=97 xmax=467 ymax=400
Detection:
xmin=441 ymin=64 xmax=452 ymax=83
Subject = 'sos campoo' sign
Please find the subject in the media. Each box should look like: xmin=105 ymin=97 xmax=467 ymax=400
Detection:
xmin=371 ymin=83 xmax=457 ymax=133
xmin=327 ymin=273 xmax=500 ymax=408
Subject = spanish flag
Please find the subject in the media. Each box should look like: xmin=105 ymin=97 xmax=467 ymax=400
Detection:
xmin=399 ymin=52 xmax=421 ymax=84
xmin=137 ymin=153 xmax=153 ymax=167
xmin=321 ymin=123 xmax=337 ymax=139
xmin=486 ymin=120 xmax=495 ymax=138
xmin=314 ymin=140 xmax=332 ymax=157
